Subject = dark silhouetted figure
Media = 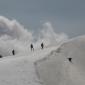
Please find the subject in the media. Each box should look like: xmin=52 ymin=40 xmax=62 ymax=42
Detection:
xmin=68 ymin=58 xmax=72 ymax=63
xmin=30 ymin=44 xmax=34 ymax=51
xmin=0 ymin=55 xmax=3 ymax=58
xmin=12 ymin=49 xmax=15 ymax=55
xmin=41 ymin=42 xmax=44 ymax=49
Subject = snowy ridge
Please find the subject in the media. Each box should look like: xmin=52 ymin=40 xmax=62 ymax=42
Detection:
xmin=0 ymin=44 xmax=58 ymax=85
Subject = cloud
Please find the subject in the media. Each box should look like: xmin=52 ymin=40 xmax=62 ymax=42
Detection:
xmin=0 ymin=16 xmax=33 ymax=41
xmin=34 ymin=22 xmax=68 ymax=49
xmin=0 ymin=16 xmax=68 ymax=56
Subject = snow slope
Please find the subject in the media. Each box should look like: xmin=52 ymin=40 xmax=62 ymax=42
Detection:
xmin=0 ymin=45 xmax=57 ymax=85
xmin=35 ymin=35 xmax=85 ymax=85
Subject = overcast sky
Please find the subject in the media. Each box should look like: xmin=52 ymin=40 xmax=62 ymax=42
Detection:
xmin=0 ymin=0 xmax=84 ymax=38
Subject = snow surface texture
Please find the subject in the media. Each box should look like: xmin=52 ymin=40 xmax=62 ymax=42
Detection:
xmin=0 ymin=16 xmax=68 ymax=85
xmin=35 ymin=35 xmax=85 ymax=85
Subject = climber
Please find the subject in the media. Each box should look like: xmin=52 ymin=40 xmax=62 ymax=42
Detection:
xmin=12 ymin=49 xmax=15 ymax=55
xmin=41 ymin=42 xmax=44 ymax=49
xmin=30 ymin=44 xmax=34 ymax=51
